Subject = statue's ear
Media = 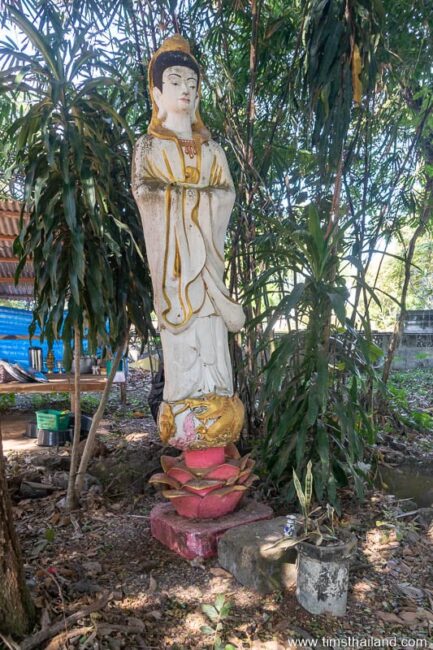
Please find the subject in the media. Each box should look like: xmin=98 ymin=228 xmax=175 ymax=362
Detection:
xmin=153 ymin=87 xmax=167 ymax=120
xmin=153 ymin=87 xmax=162 ymax=108
xmin=191 ymin=95 xmax=199 ymax=124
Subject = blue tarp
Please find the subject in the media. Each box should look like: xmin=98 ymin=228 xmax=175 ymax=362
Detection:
xmin=0 ymin=306 xmax=64 ymax=369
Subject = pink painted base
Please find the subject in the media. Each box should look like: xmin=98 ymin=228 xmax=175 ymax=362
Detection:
xmin=152 ymin=444 xmax=258 ymax=519
xmin=184 ymin=447 xmax=225 ymax=467
xmin=150 ymin=499 xmax=273 ymax=560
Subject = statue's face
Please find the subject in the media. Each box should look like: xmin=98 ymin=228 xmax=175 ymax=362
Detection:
xmin=153 ymin=65 xmax=198 ymax=121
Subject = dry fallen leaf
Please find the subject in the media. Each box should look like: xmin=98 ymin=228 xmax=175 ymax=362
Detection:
xmin=48 ymin=511 xmax=61 ymax=525
xmin=40 ymin=606 xmax=51 ymax=629
xmin=32 ymin=596 xmax=46 ymax=609
xmin=209 ymin=567 xmax=232 ymax=578
xmin=398 ymin=610 xmax=422 ymax=625
xmin=58 ymin=567 xmax=76 ymax=578
xmin=126 ymin=617 xmax=145 ymax=632
xmin=251 ymin=640 xmax=286 ymax=650
xmin=148 ymin=574 xmax=157 ymax=593
xmin=377 ymin=611 xmax=402 ymax=624
xmin=415 ymin=607 xmax=433 ymax=622
xmin=82 ymin=561 xmax=102 ymax=576
xmin=397 ymin=582 xmax=424 ymax=601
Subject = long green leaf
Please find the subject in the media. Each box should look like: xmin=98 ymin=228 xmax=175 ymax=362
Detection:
xmin=7 ymin=5 xmax=62 ymax=81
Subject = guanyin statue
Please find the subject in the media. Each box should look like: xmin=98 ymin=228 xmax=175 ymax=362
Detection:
xmin=132 ymin=35 xmax=256 ymax=519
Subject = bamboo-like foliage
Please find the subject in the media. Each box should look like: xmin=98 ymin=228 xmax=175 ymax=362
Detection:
xmin=301 ymin=0 xmax=383 ymax=173
xmin=258 ymin=204 xmax=379 ymax=507
xmin=0 ymin=3 xmax=153 ymax=362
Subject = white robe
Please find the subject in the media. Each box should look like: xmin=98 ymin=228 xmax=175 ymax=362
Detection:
xmin=132 ymin=135 xmax=245 ymax=402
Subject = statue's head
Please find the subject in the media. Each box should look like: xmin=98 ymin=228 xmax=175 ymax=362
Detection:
xmin=152 ymin=53 xmax=199 ymax=122
xmin=148 ymin=35 xmax=210 ymax=141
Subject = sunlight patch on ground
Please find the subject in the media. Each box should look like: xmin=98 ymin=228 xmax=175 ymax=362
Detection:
xmin=351 ymin=579 xmax=375 ymax=602
xmin=1 ymin=413 xmax=39 ymax=453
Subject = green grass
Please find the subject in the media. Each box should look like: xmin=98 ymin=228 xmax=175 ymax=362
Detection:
xmin=80 ymin=394 xmax=100 ymax=413
xmin=30 ymin=393 xmax=70 ymax=410
xmin=0 ymin=393 xmax=16 ymax=412
xmin=389 ymin=368 xmax=433 ymax=431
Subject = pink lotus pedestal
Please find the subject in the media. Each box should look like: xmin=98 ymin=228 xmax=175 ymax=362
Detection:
xmin=149 ymin=444 xmax=258 ymax=519
xmin=150 ymin=499 xmax=273 ymax=560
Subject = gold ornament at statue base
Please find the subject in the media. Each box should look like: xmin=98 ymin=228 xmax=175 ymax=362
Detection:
xmin=158 ymin=393 xmax=244 ymax=450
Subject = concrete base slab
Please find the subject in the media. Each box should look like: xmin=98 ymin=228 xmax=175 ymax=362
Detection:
xmin=217 ymin=516 xmax=298 ymax=594
xmin=150 ymin=499 xmax=273 ymax=560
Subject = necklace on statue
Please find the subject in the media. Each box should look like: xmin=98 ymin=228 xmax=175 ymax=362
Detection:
xmin=178 ymin=138 xmax=197 ymax=159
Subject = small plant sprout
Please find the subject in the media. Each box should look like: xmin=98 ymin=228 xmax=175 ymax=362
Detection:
xmin=201 ymin=594 xmax=236 ymax=650
xmin=293 ymin=459 xmax=313 ymax=534
xmin=270 ymin=460 xmax=342 ymax=551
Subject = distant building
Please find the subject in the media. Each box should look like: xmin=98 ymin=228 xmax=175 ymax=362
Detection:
xmin=374 ymin=310 xmax=433 ymax=370
xmin=0 ymin=199 xmax=33 ymax=303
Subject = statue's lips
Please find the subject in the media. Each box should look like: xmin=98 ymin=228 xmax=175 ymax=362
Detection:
xmin=179 ymin=97 xmax=191 ymax=104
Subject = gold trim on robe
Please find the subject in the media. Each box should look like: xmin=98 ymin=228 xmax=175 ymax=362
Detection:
xmin=132 ymin=135 xmax=245 ymax=335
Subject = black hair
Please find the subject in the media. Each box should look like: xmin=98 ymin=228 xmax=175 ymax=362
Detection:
xmin=152 ymin=51 xmax=200 ymax=91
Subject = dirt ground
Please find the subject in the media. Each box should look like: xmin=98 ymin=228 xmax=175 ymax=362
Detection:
xmin=1 ymin=368 xmax=433 ymax=650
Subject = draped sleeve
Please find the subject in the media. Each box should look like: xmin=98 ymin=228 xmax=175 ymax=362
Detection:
xmin=199 ymin=141 xmax=246 ymax=332
xmin=132 ymin=135 xmax=245 ymax=334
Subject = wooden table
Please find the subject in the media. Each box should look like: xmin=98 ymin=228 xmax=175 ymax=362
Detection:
xmin=0 ymin=373 xmax=126 ymax=408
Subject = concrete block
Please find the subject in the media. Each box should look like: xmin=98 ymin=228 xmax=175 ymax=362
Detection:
xmin=217 ymin=516 xmax=298 ymax=594
xmin=150 ymin=499 xmax=273 ymax=560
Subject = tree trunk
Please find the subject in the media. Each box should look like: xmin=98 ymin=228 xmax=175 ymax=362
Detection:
xmin=75 ymin=331 xmax=128 ymax=497
xmin=0 ymin=429 xmax=35 ymax=636
xmin=382 ymin=180 xmax=433 ymax=384
xmin=322 ymin=148 xmax=344 ymax=356
xmin=66 ymin=326 xmax=81 ymax=510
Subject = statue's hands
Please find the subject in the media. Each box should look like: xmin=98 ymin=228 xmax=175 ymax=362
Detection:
xmin=170 ymin=181 xmax=209 ymax=191
xmin=133 ymin=179 xmax=166 ymax=195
